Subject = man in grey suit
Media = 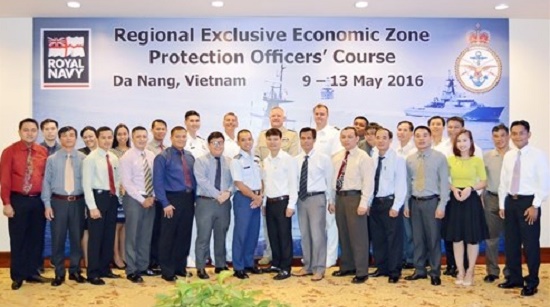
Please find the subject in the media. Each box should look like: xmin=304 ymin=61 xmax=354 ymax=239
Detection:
xmin=404 ymin=126 xmax=449 ymax=286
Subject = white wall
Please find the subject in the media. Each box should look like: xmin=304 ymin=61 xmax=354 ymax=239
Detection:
xmin=0 ymin=18 xmax=549 ymax=250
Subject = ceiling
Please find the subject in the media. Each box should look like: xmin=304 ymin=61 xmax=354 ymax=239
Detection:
xmin=0 ymin=0 xmax=549 ymax=19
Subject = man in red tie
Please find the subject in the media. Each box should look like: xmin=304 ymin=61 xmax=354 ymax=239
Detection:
xmin=1 ymin=118 xmax=49 ymax=290
xmin=82 ymin=126 xmax=121 ymax=285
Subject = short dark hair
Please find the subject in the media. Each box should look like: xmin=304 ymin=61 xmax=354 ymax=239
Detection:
xmin=397 ymin=120 xmax=414 ymax=131
xmin=376 ymin=127 xmax=393 ymax=139
xmin=132 ymin=126 xmax=147 ymax=135
xmin=491 ymin=123 xmax=509 ymax=134
xmin=237 ymin=129 xmax=252 ymax=141
xmin=96 ymin=126 xmax=113 ymax=138
xmin=265 ymin=128 xmax=282 ymax=138
xmin=185 ymin=110 xmax=200 ymax=120
xmin=452 ymin=129 xmax=475 ymax=157
xmin=353 ymin=116 xmax=369 ymax=125
xmin=414 ymin=125 xmax=432 ymax=135
xmin=58 ymin=126 xmax=77 ymax=138
xmin=299 ymin=127 xmax=317 ymax=139
xmin=112 ymin=123 xmax=131 ymax=149
xmin=428 ymin=116 xmax=445 ymax=127
xmin=447 ymin=116 xmax=465 ymax=127
xmin=80 ymin=126 xmax=96 ymax=138
xmin=171 ymin=126 xmax=187 ymax=136
xmin=151 ymin=119 xmax=167 ymax=129
xmin=342 ymin=126 xmax=358 ymax=136
xmin=19 ymin=118 xmax=39 ymax=130
xmin=366 ymin=122 xmax=381 ymax=131
xmin=208 ymin=131 xmax=225 ymax=143
xmin=40 ymin=118 xmax=58 ymax=130
xmin=510 ymin=120 xmax=530 ymax=132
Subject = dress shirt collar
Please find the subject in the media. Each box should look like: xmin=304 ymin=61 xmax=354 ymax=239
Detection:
xmin=169 ymin=146 xmax=186 ymax=155
xmin=223 ymin=131 xmax=236 ymax=142
xmin=417 ymin=148 xmax=433 ymax=158
xmin=60 ymin=148 xmax=79 ymax=157
xmin=239 ymin=149 xmax=253 ymax=159
xmin=266 ymin=150 xmax=284 ymax=161
xmin=348 ymin=146 xmax=360 ymax=156
xmin=95 ymin=148 xmax=110 ymax=156
xmin=300 ymin=149 xmax=315 ymax=159
xmin=16 ymin=140 xmax=40 ymax=151
xmin=516 ymin=144 xmax=531 ymax=155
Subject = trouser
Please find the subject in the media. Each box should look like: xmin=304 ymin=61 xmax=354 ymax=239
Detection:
xmin=123 ymin=195 xmax=156 ymax=275
xmin=402 ymin=199 xmax=414 ymax=264
xmin=297 ymin=194 xmax=327 ymax=275
xmin=8 ymin=194 xmax=46 ymax=282
xmin=370 ymin=196 xmax=404 ymax=278
xmin=87 ymin=191 xmax=118 ymax=279
xmin=482 ymin=191 xmax=508 ymax=277
xmin=504 ymin=195 xmax=540 ymax=288
xmin=149 ymin=200 xmax=163 ymax=267
xmin=232 ymin=191 xmax=261 ymax=270
xmin=326 ymin=209 xmax=339 ymax=267
xmin=261 ymin=215 xmax=272 ymax=259
xmin=265 ymin=197 xmax=293 ymax=272
xmin=195 ymin=197 xmax=231 ymax=269
xmin=335 ymin=194 xmax=369 ymax=276
xmin=51 ymin=198 xmax=85 ymax=277
xmin=159 ymin=191 xmax=194 ymax=277
xmin=410 ymin=197 xmax=441 ymax=277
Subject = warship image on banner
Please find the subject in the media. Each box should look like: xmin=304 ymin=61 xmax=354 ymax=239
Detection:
xmin=250 ymin=65 xmax=296 ymax=130
xmin=404 ymin=72 xmax=504 ymax=122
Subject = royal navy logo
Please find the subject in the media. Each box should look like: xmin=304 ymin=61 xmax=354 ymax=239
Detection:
xmin=41 ymin=29 xmax=91 ymax=89
xmin=454 ymin=24 xmax=502 ymax=94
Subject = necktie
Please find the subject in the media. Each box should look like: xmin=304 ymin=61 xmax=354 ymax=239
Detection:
xmin=510 ymin=151 xmax=521 ymax=195
xmin=214 ymin=157 xmax=221 ymax=191
xmin=298 ymin=155 xmax=309 ymax=200
xmin=106 ymin=153 xmax=116 ymax=195
xmin=65 ymin=154 xmax=75 ymax=195
xmin=336 ymin=151 xmax=350 ymax=192
xmin=414 ymin=153 xmax=425 ymax=192
xmin=142 ymin=152 xmax=154 ymax=196
xmin=22 ymin=147 xmax=33 ymax=194
xmin=181 ymin=151 xmax=192 ymax=189
xmin=373 ymin=156 xmax=385 ymax=197
xmin=159 ymin=143 xmax=165 ymax=151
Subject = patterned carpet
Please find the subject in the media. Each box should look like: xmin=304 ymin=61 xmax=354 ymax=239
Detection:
xmin=0 ymin=265 xmax=547 ymax=307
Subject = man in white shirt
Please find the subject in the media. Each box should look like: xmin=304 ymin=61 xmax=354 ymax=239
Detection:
xmin=262 ymin=128 xmax=298 ymax=280
xmin=312 ymin=103 xmax=342 ymax=268
xmin=428 ymin=116 xmax=447 ymax=152
xmin=293 ymin=127 xmax=333 ymax=281
xmin=331 ymin=127 xmax=374 ymax=284
xmin=369 ymin=128 xmax=407 ymax=283
xmin=497 ymin=120 xmax=549 ymax=297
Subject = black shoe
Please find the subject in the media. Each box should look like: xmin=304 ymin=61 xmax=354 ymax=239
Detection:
xmin=498 ymin=280 xmax=523 ymax=289
xmin=332 ymin=270 xmax=356 ymax=277
xmin=402 ymin=262 xmax=415 ymax=270
xmin=443 ymin=265 xmax=457 ymax=277
xmin=263 ymin=266 xmax=281 ymax=273
xmin=233 ymin=270 xmax=249 ymax=279
xmin=197 ymin=269 xmax=210 ymax=280
xmin=273 ymin=270 xmax=291 ymax=280
xmin=149 ymin=263 xmax=161 ymax=271
xmin=161 ymin=275 xmax=177 ymax=282
xmin=215 ymin=266 xmax=229 ymax=274
xmin=368 ymin=269 xmax=388 ymax=277
xmin=521 ymin=286 xmax=538 ymax=296
xmin=431 ymin=276 xmax=441 ymax=286
xmin=26 ymin=275 xmax=52 ymax=283
xmin=11 ymin=280 xmax=23 ymax=290
xmin=140 ymin=269 xmax=160 ymax=276
xmin=87 ymin=277 xmax=105 ymax=285
xmin=68 ymin=273 xmax=87 ymax=283
xmin=388 ymin=276 xmax=400 ymax=283
xmin=51 ymin=276 xmax=65 ymax=287
xmin=352 ymin=275 xmax=368 ymax=284
xmin=405 ymin=273 xmax=428 ymax=281
xmin=175 ymin=270 xmax=193 ymax=278
xmin=127 ymin=274 xmax=144 ymax=283
xmin=483 ymin=274 xmax=499 ymax=283
xmin=245 ymin=266 xmax=263 ymax=274
xmin=102 ymin=272 xmax=121 ymax=279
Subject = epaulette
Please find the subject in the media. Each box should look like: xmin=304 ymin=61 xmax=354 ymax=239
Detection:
xmin=234 ymin=153 xmax=242 ymax=159
xmin=334 ymin=126 xmax=340 ymax=131
xmin=197 ymin=135 xmax=204 ymax=140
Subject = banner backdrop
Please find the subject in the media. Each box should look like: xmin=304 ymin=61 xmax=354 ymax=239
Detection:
xmin=33 ymin=17 xmax=509 ymax=257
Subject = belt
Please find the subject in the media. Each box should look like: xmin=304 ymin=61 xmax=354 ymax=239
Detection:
xmin=52 ymin=194 xmax=84 ymax=201
xmin=302 ymin=191 xmax=325 ymax=198
xmin=486 ymin=191 xmax=498 ymax=197
xmin=336 ymin=190 xmax=361 ymax=197
xmin=266 ymin=195 xmax=289 ymax=203
xmin=198 ymin=195 xmax=215 ymax=200
xmin=411 ymin=194 xmax=439 ymax=201
xmin=11 ymin=192 xmax=41 ymax=198
xmin=374 ymin=194 xmax=395 ymax=202
xmin=166 ymin=189 xmax=194 ymax=194
xmin=93 ymin=189 xmax=116 ymax=196
xmin=507 ymin=194 xmax=534 ymax=200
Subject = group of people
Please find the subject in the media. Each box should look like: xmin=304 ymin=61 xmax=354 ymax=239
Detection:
xmin=0 ymin=104 xmax=547 ymax=297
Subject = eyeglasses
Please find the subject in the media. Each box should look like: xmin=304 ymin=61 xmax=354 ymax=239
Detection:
xmin=210 ymin=141 xmax=224 ymax=148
